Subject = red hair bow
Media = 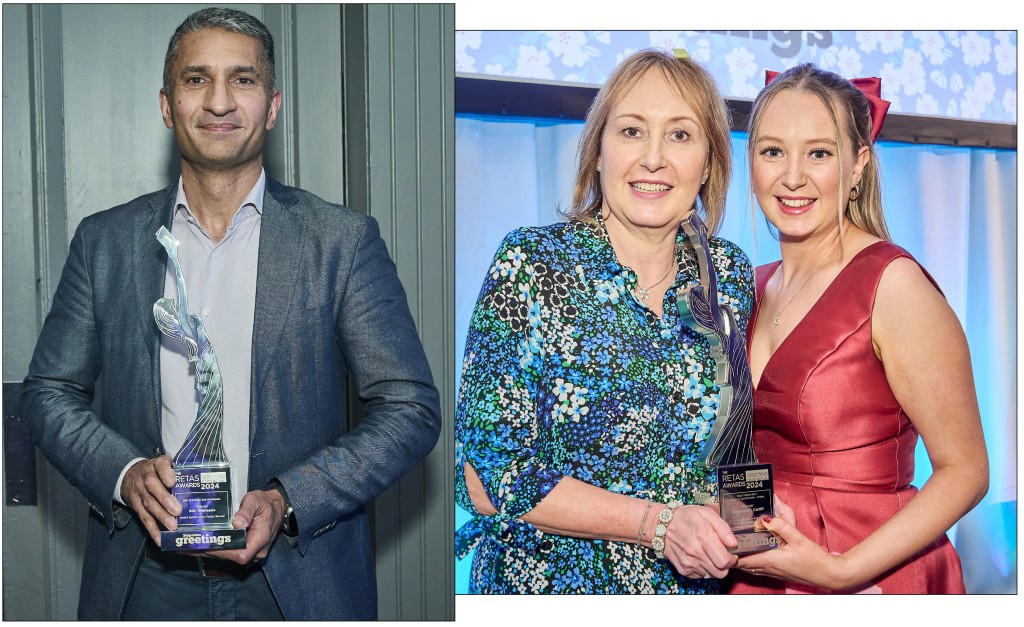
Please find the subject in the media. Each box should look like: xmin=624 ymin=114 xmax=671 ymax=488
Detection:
xmin=765 ymin=70 xmax=891 ymax=143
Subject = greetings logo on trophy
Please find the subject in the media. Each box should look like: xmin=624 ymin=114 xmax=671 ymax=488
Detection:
xmin=675 ymin=213 xmax=777 ymax=555
xmin=154 ymin=226 xmax=245 ymax=551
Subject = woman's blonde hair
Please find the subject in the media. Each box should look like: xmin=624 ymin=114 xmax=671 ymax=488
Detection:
xmin=565 ymin=49 xmax=733 ymax=234
xmin=747 ymin=63 xmax=890 ymax=241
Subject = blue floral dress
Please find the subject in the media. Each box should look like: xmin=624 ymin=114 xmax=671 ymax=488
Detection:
xmin=455 ymin=216 xmax=754 ymax=593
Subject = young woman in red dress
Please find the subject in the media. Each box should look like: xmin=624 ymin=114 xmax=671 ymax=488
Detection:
xmin=728 ymin=65 xmax=988 ymax=594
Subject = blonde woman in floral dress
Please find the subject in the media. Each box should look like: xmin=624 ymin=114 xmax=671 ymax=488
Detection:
xmin=455 ymin=50 xmax=755 ymax=593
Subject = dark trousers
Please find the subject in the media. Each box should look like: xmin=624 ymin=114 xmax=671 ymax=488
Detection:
xmin=123 ymin=552 xmax=285 ymax=620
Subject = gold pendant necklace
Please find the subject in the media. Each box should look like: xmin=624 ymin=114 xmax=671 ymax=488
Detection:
xmin=773 ymin=241 xmax=840 ymax=325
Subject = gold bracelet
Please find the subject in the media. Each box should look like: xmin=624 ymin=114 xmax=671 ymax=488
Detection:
xmin=636 ymin=500 xmax=653 ymax=544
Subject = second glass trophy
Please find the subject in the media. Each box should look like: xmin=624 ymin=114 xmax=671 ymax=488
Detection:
xmin=154 ymin=226 xmax=246 ymax=551
xmin=676 ymin=213 xmax=777 ymax=555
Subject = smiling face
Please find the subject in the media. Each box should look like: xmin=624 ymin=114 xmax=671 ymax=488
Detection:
xmin=597 ymin=68 xmax=710 ymax=235
xmin=751 ymin=88 xmax=869 ymax=241
xmin=159 ymin=28 xmax=281 ymax=174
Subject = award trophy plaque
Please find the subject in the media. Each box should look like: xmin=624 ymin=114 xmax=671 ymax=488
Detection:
xmin=675 ymin=213 xmax=777 ymax=555
xmin=154 ymin=226 xmax=245 ymax=551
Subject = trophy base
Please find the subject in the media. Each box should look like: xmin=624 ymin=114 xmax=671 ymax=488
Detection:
xmin=161 ymin=527 xmax=247 ymax=552
xmin=165 ymin=464 xmax=245 ymax=551
xmin=718 ymin=462 xmax=777 ymax=555
xmin=733 ymin=530 xmax=780 ymax=555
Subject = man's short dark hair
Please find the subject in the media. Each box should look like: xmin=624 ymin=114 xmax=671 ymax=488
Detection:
xmin=163 ymin=7 xmax=276 ymax=95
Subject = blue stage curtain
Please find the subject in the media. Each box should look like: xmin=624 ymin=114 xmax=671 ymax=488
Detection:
xmin=454 ymin=114 xmax=1016 ymax=594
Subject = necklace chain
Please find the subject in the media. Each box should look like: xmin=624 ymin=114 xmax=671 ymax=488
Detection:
xmin=633 ymin=262 xmax=675 ymax=305
xmin=773 ymin=241 xmax=840 ymax=325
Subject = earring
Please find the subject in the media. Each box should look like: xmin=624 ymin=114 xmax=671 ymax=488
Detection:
xmin=849 ymin=183 xmax=860 ymax=201
xmin=701 ymin=176 xmax=708 ymax=185
xmin=596 ymin=164 xmax=602 ymax=173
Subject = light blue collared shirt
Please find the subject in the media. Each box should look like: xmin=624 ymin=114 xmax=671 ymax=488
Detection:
xmin=115 ymin=171 xmax=265 ymax=506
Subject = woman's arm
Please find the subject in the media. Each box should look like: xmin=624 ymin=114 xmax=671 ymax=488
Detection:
xmin=464 ymin=462 xmax=739 ymax=578
xmin=737 ymin=257 xmax=989 ymax=589
xmin=455 ymin=230 xmax=564 ymax=522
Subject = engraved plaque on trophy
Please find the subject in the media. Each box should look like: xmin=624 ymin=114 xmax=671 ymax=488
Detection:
xmin=717 ymin=462 xmax=777 ymax=554
xmin=675 ymin=213 xmax=777 ymax=555
xmin=154 ymin=226 xmax=245 ymax=551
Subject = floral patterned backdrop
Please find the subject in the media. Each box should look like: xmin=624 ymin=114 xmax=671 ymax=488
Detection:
xmin=456 ymin=31 xmax=1016 ymax=123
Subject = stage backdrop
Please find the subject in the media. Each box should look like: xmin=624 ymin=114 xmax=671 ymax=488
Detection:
xmin=454 ymin=122 xmax=1016 ymax=593
xmin=457 ymin=30 xmax=1016 ymax=123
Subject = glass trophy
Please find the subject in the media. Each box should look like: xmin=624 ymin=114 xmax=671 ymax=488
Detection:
xmin=153 ymin=226 xmax=245 ymax=551
xmin=675 ymin=213 xmax=777 ymax=555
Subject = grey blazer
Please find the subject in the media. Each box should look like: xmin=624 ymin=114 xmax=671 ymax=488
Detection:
xmin=21 ymin=178 xmax=442 ymax=619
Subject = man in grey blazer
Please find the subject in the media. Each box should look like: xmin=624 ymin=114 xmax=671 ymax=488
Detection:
xmin=20 ymin=8 xmax=441 ymax=620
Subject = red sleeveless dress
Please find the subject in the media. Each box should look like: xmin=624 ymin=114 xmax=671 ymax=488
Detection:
xmin=728 ymin=242 xmax=966 ymax=594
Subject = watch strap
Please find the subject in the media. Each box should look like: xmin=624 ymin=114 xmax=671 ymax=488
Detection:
xmin=265 ymin=479 xmax=297 ymax=537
